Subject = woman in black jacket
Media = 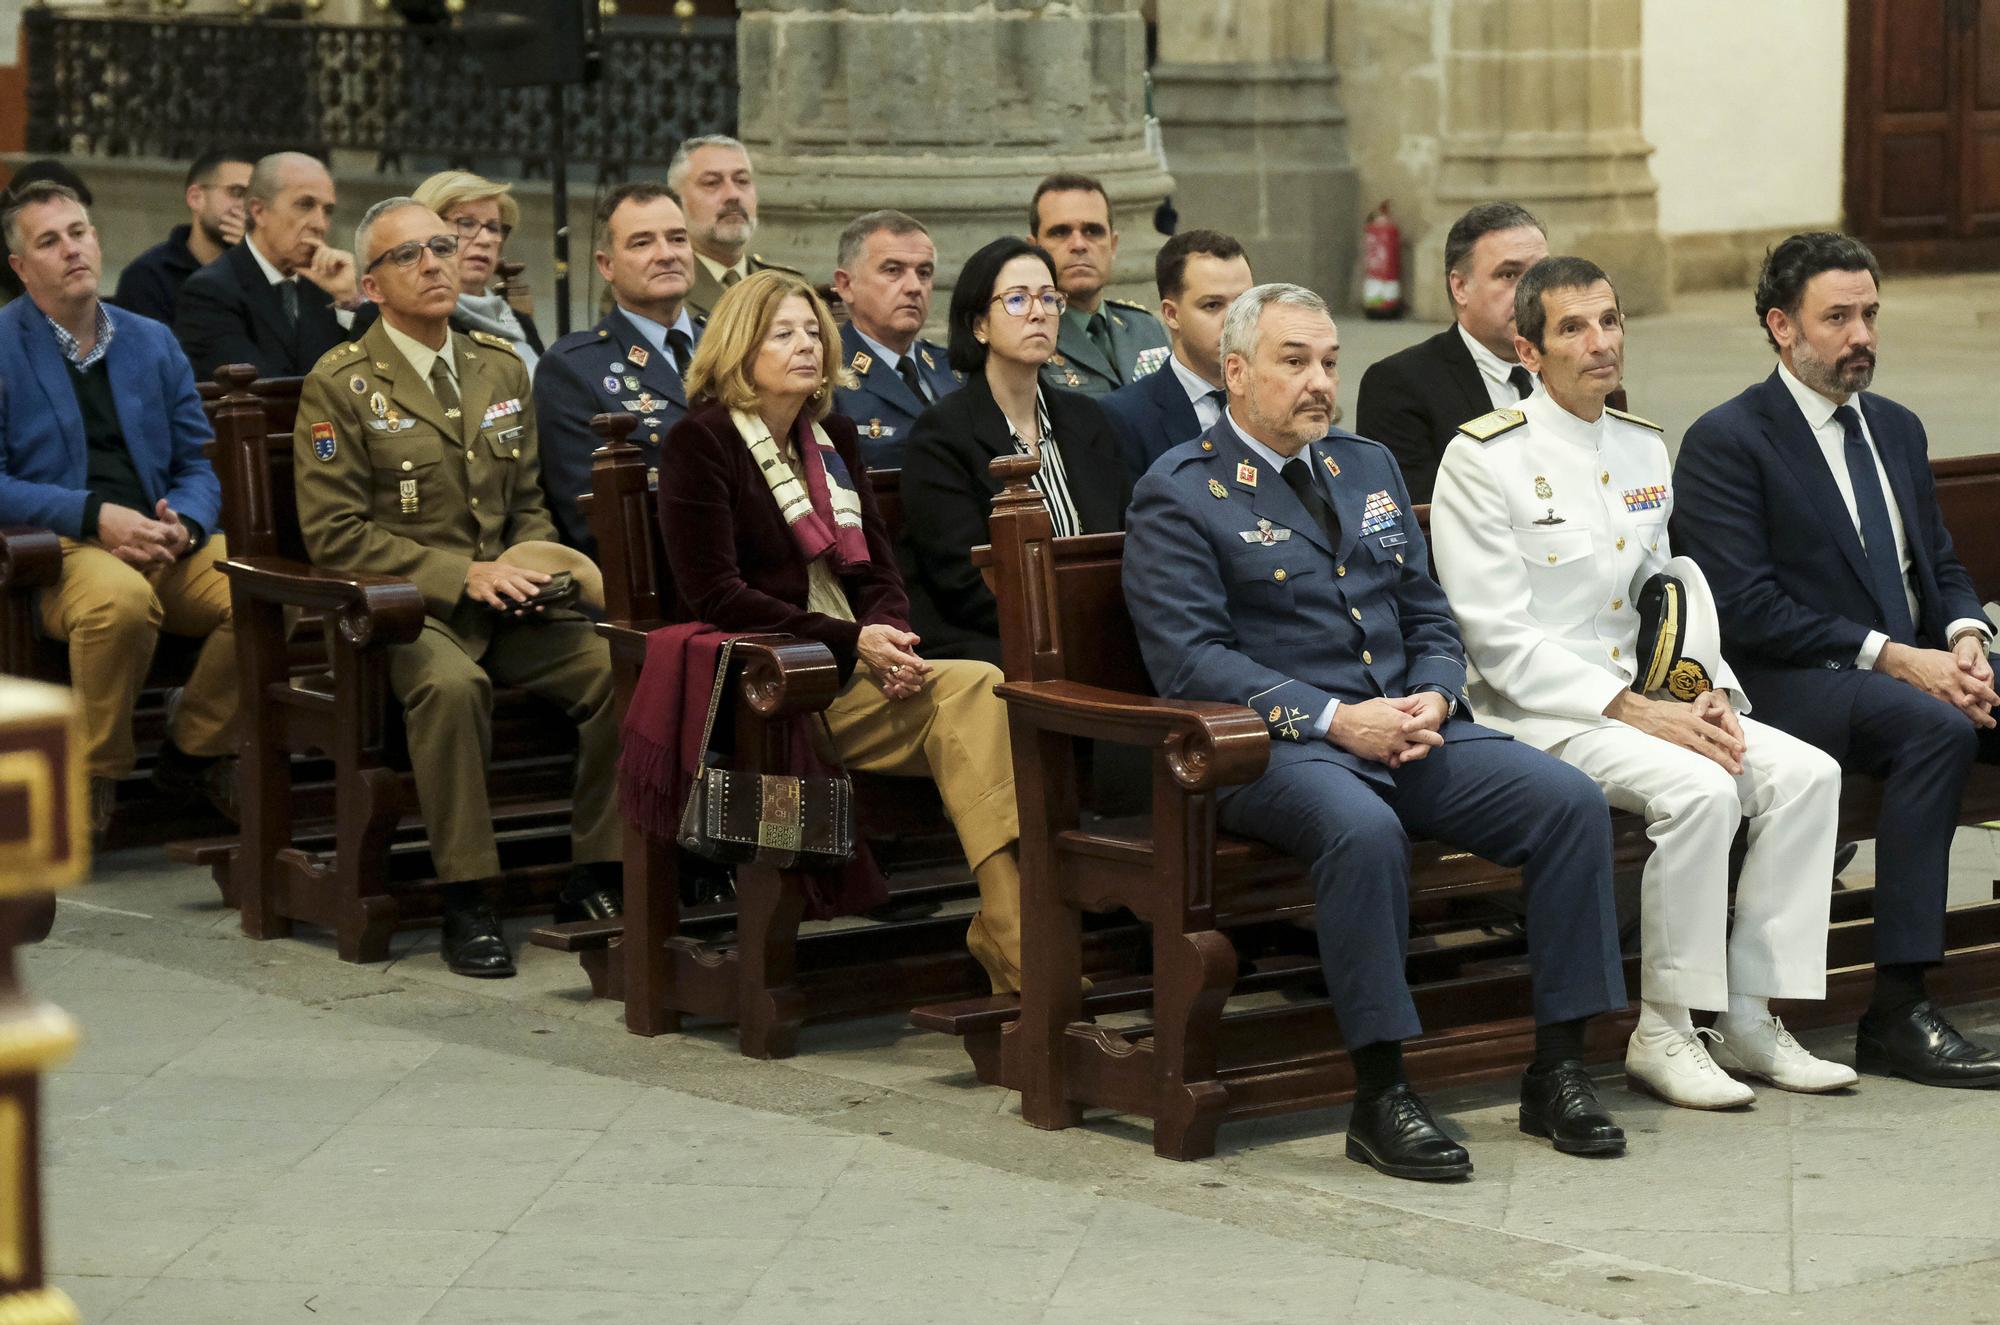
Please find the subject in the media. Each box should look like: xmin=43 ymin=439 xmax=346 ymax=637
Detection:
xmin=899 ymin=237 xmax=1131 ymax=664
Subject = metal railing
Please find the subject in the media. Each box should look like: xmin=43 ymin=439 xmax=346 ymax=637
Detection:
xmin=22 ymin=7 xmax=737 ymax=176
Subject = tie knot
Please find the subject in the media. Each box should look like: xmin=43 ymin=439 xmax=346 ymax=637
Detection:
xmin=1834 ymin=403 xmax=1862 ymax=434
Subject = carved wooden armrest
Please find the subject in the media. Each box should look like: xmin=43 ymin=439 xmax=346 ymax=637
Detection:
xmin=600 ymin=622 xmax=841 ymax=718
xmin=220 ymin=555 xmax=427 ymax=648
xmin=995 ymin=679 xmax=1271 ymax=792
xmin=0 ymin=528 xmax=63 ymax=593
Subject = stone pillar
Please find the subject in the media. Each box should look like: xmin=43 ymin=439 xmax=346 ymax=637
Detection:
xmin=1421 ymin=0 xmax=1668 ymax=318
xmin=1150 ymin=0 xmax=1358 ymax=307
xmin=736 ymin=0 xmax=1172 ymax=308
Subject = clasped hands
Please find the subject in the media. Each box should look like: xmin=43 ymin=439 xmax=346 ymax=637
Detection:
xmin=1880 ymin=638 xmax=1999 ymax=730
xmin=94 ymin=498 xmax=191 ymax=570
xmin=857 ymin=623 xmax=929 ymax=701
xmin=1605 ymin=687 xmax=1746 ymax=774
xmin=1328 ymin=691 xmax=1450 ymax=766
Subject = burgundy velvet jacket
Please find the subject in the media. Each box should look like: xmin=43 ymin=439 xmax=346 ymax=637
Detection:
xmin=658 ymin=403 xmax=912 ymax=678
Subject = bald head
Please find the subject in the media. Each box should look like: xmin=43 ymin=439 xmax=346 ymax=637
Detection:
xmin=246 ymin=152 xmax=336 ymax=275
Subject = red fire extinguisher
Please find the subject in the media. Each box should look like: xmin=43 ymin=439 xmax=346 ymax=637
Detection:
xmin=1362 ymin=201 xmax=1404 ymax=321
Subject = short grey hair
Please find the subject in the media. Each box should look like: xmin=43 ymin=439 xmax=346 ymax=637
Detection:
xmin=666 ymin=134 xmax=751 ymax=194
xmin=1 ymin=181 xmax=86 ymax=253
xmin=247 ymin=151 xmax=324 ymax=206
xmin=835 ymin=209 xmax=929 ymax=272
xmin=1219 ymin=283 xmax=1331 ymax=364
xmin=353 ymin=196 xmax=424 ymax=270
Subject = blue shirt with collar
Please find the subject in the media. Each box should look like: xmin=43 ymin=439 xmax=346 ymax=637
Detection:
xmin=834 ymin=321 xmax=962 ymax=469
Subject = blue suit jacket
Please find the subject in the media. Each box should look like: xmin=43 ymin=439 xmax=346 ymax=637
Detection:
xmin=0 ymin=298 xmax=220 ymax=541
xmin=1099 ymin=357 xmax=1203 ymax=480
xmin=533 ymin=305 xmax=701 ymax=557
xmin=1670 ymin=370 xmax=1984 ymax=677
xmin=1123 ymin=417 xmax=1501 ymax=788
xmin=832 ymin=323 xmax=962 ymax=469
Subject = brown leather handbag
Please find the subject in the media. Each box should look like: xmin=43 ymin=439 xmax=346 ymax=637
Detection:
xmin=676 ymin=640 xmax=857 ymax=871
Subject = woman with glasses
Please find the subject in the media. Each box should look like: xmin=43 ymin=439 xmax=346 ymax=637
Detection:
xmin=899 ymin=237 xmax=1131 ymax=664
xmin=412 ymin=171 xmax=542 ymax=374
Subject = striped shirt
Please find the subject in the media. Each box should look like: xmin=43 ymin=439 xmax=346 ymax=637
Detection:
xmin=1004 ymin=387 xmax=1081 ymax=539
xmin=46 ymin=302 xmax=115 ymax=369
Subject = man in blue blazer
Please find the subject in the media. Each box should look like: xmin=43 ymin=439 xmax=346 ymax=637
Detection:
xmin=1673 ymin=232 xmax=2000 ymax=1089
xmin=1098 ymin=228 xmax=1255 ymax=481
xmin=0 ymin=183 xmax=238 ymax=839
xmin=535 ymin=183 xmax=704 ymax=560
xmin=1123 ymin=283 xmax=1627 ymax=1181
xmin=830 ymin=210 xmax=961 ymax=469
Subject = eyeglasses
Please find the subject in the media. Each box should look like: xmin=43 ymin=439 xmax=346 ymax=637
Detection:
xmin=450 ymin=215 xmax=513 ymax=241
xmin=990 ymin=289 xmax=1065 ymax=317
xmin=364 ymin=233 xmax=460 ymax=274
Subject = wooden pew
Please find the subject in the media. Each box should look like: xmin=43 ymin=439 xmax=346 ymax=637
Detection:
xmin=910 ymin=452 xmax=2000 ymax=1161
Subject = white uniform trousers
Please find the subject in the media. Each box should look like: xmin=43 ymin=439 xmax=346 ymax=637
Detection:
xmin=1555 ymin=715 xmax=1841 ymax=1011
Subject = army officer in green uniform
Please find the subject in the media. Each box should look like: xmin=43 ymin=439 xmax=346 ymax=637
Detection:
xmin=1028 ymin=171 xmax=1171 ymax=398
xmin=294 ymin=197 xmax=622 ymax=979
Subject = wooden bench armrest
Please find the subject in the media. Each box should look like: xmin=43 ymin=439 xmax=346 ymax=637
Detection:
xmin=220 ymin=555 xmax=427 ymax=648
xmin=0 ymin=527 xmax=63 ymax=593
xmin=601 ymin=620 xmax=844 ymax=718
xmin=995 ymin=678 xmax=1271 ymax=792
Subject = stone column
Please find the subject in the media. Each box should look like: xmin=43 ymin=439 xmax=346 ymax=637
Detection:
xmin=736 ymin=0 xmax=1172 ymax=308
xmin=1150 ymin=0 xmax=1359 ymax=306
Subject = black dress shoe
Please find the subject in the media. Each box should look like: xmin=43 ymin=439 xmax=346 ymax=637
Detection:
xmin=1857 ymin=1000 xmax=2000 ymax=1088
xmin=1520 ymin=1060 xmax=1627 ymax=1156
xmin=441 ymin=906 xmax=516 ymax=979
xmin=1344 ymin=1083 xmax=1473 ymax=1182
xmin=553 ymin=888 xmax=623 ymax=923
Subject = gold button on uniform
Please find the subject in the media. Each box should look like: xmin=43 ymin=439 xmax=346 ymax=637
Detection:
xmin=1615 ymin=537 xmax=1625 ymax=550
xmin=511 ymin=448 xmax=522 ymax=458
xmin=466 ymin=450 xmax=476 ymax=461
xmin=400 ymin=460 xmax=413 ymax=471
xmin=1349 ymin=607 xmax=1362 ymax=621
xmin=1273 ymin=569 xmax=1287 ymax=582
xmin=1612 ymin=597 xmax=1623 ymax=610
xmin=1611 ymin=646 xmax=1621 ymax=659
xmin=1335 ymin=564 xmax=1347 ymax=577
xmin=1600 ymin=471 xmax=1610 ymax=485
xmin=1362 ymin=649 xmax=1373 ymax=665
xmin=469 ymin=497 xmax=479 ymax=506
xmin=650 ymin=433 xmax=661 ymax=443
xmin=1394 ymin=552 xmax=1404 ymax=564
xmin=1547 ymin=553 xmax=1558 ymax=564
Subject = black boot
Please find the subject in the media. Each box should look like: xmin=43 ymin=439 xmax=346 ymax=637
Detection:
xmin=556 ymin=861 xmax=624 ymax=923
xmin=151 ymin=738 xmax=239 ymax=823
xmin=1344 ymin=1083 xmax=1473 ymax=1182
xmin=441 ymin=903 xmax=516 ymax=978
xmin=1520 ymin=1060 xmax=1626 ymax=1156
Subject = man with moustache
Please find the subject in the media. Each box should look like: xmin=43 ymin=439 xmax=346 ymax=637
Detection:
xmin=175 ymin=152 xmax=372 ymax=380
xmin=668 ymin=136 xmax=799 ymax=320
xmin=295 ymin=198 xmax=620 ymax=978
xmin=1673 ymin=232 xmax=2000 ymax=1088
xmin=113 ymin=149 xmax=254 ymax=327
xmin=0 ymin=181 xmax=240 ymax=841
xmin=1431 ymin=256 xmax=1849 ymax=1109
xmin=1028 ymin=172 xmax=1169 ymax=398
xmin=534 ymin=182 xmax=704 ymax=557
xmin=1123 ymin=282 xmax=1628 ymax=1180
xmin=1356 ymin=202 xmax=1549 ymax=503
xmin=831 ymin=209 xmax=961 ymax=468
xmin=1098 ymin=228 xmax=1255 ymax=478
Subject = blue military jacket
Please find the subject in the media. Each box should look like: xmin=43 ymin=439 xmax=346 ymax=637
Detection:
xmin=533 ymin=306 xmax=701 ymax=555
xmin=1123 ymin=416 xmax=1503 ymax=788
xmin=833 ymin=323 xmax=962 ymax=469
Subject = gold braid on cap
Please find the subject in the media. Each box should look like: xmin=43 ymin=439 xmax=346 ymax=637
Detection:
xmin=1639 ymin=578 xmax=1682 ymax=694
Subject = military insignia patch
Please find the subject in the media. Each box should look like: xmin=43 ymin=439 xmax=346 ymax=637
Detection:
xmin=1238 ymin=519 xmax=1291 ymax=545
xmin=1132 ymin=345 xmax=1171 ymax=379
xmin=623 ymin=375 xmax=641 ymax=392
xmin=369 ymin=391 xmax=387 ymax=419
xmin=868 ymin=419 xmax=884 ymax=439
xmin=628 ymin=345 xmax=650 ymax=368
xmin=1622 ymin=485 xmax=1667 ymax=512
xmin=1458 ymin=407 xmax=1528 ymax=442
xmin=919 ymin=348 xmax=936 ymax=370
xmin=1667 ymin=657 xmax=1712 ymax=701
xmin=311 ymin=421 xmax=337 ymax=461
xmin=851 ymin=350 xmax=873 ymax=375
xmin=348 ymin=374 xmax=367 ymax=395
xmin=1208 ymin=478 xmax=1229 ymax=500
xmin=1323 ymin=456 xmax=1341 ymax=480
xmin=609 ymin=362 xmax=625 ymax=374
xmin=1534 ymin=475 xmax=1553 ymax=500
xmin=1200 ymin=440 xmax=1214 ymax=452
xmin=1360 ymin=489 xmax=1401 ymax=536
xmin=1049 ymin=353 xmax=1066 ymax=367
xmin=1235 ymin=461 xmax=1258 ymax=488
xmin=602 ymin=375 xmax=621 ymax=393
xmin=399 ymin=478 xmax=419 ymax=515
xmin=1064 ymin=372 xmax=1082 ymax=387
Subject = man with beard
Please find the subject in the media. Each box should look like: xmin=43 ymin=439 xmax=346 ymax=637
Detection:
xmin=1672 ymin=232 xmax=2000 ymax=1089
xmin=668 ymin=136 xmax=799 ymax=320
xmin=1028 ymin=172 xmax=1169 ymax=398
xmin=831 ymin=209 xmax=961 ymax=468
xmin=534 ymin=182 xmax=703 ymax=557
xmin=113 ymin=150 xmax=253 ymax=327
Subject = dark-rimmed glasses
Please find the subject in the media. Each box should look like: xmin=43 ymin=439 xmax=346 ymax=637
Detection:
xmin=450 ymin=215 xmax=513 ymax=241
xmin=990 ymin=288 xmax=1065 ymax=317
xmin=365 ymin=233 xmax=459 ymax=274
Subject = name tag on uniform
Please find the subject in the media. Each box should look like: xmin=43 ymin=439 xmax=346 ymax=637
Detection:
xmin=1376 ymin=532 xmax=1408 ymax=548
xmin=497 ymin=426 xmax=524 ymax=445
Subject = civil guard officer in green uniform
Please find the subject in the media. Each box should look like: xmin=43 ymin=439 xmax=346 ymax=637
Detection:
xmin=1028 ymin=172 xmax=1171 ymax=398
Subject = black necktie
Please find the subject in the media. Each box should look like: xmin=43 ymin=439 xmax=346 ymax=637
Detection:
xmin=894 ymin=354 xmax=930 ymax=406
xmin=666 ymin=329 xmax=693 ymax=377
xmin=1281 ymin=457 xmax=1341 ymax=549
xmin=1203 ymin=388 xmax=1227 ymax=415
xmin=279 ymin=278 xmax=300 ymax=326
xmin=1833 ymin=404 xmax=1917 ymax=643
xmin=1507 ymin=365 xmax=1533 ymax=399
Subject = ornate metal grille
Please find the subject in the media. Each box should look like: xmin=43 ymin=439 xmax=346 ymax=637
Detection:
xmin=22 ymin=8 xmax=737 ymax=177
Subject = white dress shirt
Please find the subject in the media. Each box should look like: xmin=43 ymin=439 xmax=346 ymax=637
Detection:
xmin=1774 ymin=360 xmax=1990 ymax=666
xmin=1457 ymin=323 xmax=1532 ymax=410
xmin=247 ymin=236 xmax=356 ymax=330
xmin=1170 ymin=353 xmax=1227 ymax=432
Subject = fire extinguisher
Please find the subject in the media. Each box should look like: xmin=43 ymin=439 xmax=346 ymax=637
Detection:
xmin=1362 ymin=201 xmax=1405 ymax=321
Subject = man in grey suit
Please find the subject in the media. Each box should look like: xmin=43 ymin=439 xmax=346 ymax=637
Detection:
xmin=1121 ymin=283 xmax=1628 ymax=1182
xmin=1028 ymin=172 xmax=1169 ymax=397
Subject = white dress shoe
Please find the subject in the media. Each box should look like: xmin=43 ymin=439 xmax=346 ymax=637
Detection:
xmin=1625 ymin=1026 xmax=1756 ymax=1109
xmin=1710 ymin=1014 xmax=1858 ymax=1093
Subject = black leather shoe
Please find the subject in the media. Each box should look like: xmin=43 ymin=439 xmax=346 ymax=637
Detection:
xmin=1520 ymin=1061 xmax=1626 ymax=1156
xmin=1344 ymin=1083 xmax=1473 ymax=1182
xmin=553 ymin=888 xmax=623 ymax=923
xmin=441 ymin=906 xmax=516 ymax=979
xmin=150 ymin=741 xmax=240 ymax=824
xmin=1857 ymin=1000 xmax=2000 ymax=1088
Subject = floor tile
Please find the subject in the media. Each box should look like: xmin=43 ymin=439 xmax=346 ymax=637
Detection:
xmin=161 ymin=1225 xmax=499 ymax=1288
xmin=101 ymin=1277 xmax=445 ymax=1324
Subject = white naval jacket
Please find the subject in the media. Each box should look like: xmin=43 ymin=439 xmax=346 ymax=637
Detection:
xmin=1428 ymin=388 xmax=1741 ymax=750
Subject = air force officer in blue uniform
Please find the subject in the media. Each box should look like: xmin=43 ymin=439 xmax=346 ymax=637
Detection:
xmin=830 ymin=210 xmax=961 ymax=470
xmin=1122 ymin=283 xmax=1627 ymax=1181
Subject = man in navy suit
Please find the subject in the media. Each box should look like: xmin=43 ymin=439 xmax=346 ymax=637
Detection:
xmin=1673 ymin=231 xmax=2000 ymax=1089
xmin=1123 ymin=283 xmax=1627 ymax=1181
xmin=831 ymin=210 xmax=961 ymax=469
xmin=1098 ymin=228 xmax=1254 ymax=480
xmin=0 ymin=183 xmax=238 ymax=839
xmin=534 ymin=183 xmax=704 ymax=559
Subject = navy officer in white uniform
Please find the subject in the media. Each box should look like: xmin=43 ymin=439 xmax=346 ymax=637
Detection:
xmin=1431 ymin=256 xmax=1849 ymax=1111
xmin=1123 ymin=282 xmax=1629 ymax=1182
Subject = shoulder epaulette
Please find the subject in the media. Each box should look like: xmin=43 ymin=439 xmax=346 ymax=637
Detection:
xmin=467 ymin=329 xmax=519 ymax=355
xmin=1106 ymin=297 xmax=1158 ymax=317
xmin=314 ymin=341 xmax=365 ymax=372
xmin=1457 ymin=407 xmax=1527 ymax=442
xmin=750 ymin=255 xmax=803 ymax=277
xmin=1605 ymin=405 xmax=1663 ymax=432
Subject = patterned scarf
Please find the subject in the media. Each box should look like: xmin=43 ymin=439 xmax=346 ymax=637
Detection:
xmin=733 ymin=407 xmax=870 ymax=572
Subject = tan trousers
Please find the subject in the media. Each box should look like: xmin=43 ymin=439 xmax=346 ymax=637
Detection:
xmin=386 ymin=612 xmax=620 ymax=883
xmin=39 ymin=536 xmax=239 ymax=779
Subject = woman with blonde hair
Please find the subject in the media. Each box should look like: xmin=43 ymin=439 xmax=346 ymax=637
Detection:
xmin=658 ymin=269 xmax=1026 ymax=991
xmin=412 ymin=170 xmax=542 ymax=372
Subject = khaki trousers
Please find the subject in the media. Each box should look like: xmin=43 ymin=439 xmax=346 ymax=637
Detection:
xmin=38 ymin=535 xmax=239 ymax=779
xmin=387 ymin=611 xmax=620 ymax=882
